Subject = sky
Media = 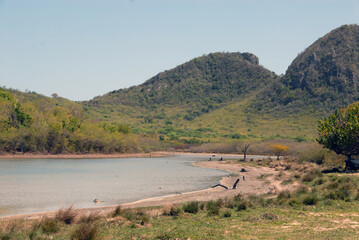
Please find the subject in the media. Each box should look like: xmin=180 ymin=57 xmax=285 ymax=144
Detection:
xmin=0 ymin=0 xmax=358 ymax=101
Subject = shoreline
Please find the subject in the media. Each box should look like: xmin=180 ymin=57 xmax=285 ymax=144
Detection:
xmin=0 ymin=152 xmax=170 ymax=159
xmin=0 ymin=153 xmax=281 ymax=221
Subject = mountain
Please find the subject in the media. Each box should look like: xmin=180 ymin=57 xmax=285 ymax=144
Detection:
xmin=84 ymin=24 xmax=359 ymax=142
xmin=89 ymin=52 xmax=277 ymax=111
xmin=251 ymin=24 xmax=359 ymax=115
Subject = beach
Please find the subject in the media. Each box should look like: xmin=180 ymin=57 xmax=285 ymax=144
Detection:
xmin=0 ymin=154 xmax=285 ymax=221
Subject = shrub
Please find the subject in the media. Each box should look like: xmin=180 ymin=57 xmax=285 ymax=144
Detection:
xmin=314 ymin=178 xmax=325 ymax=185
xmin=70 ymin=223 xmax=99 ymax=240
xmin=206 ymin=200 xmax=220 ymax=216
xmin=40 ymin=217 xmax=59 ymax=234
xmin=112 ymin=206 xmax=122 ymax=217
xmin=135 ymin=210 xmax=150 ymax=224
xmin=169 ymin=206 xmax=182 ymax=217
xmin=301 ymin=173 xmax=314 ymax=182
xmin=121 ymin=209 xmax=135 ymax=221
xmin=224 ymin=198 xmax=240 ymax=209
xmin=303 ymin=196 xmax=318 ymax=205
xmin=277 ymin=190 xmax=291 ymax=200
xmin=236 ymin=202 xmax=247 ymax=211
xmin=182 ymin=201 xmax=199 ymax=214
xmin=327 ymin=182 xmax=339 ymax=189
xmin=233 ymin=194 xmax=242 ymax=202
xmin=222 ymin=210 xmax=232 ymax=218
xmin=288 ymin=199 xmax=299 ymax=206
xmin=294 ymin=186 xmax=309 ymax=196
xmin=55 ymin=206 xmax=77 ymax=225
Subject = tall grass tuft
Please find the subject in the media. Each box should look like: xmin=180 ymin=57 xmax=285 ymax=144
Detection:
xmin=70 ymin=223 xmax=99 ymax=240
xmin=182 ymin=201 xmax=199 ymax=214
xmin=112 ymin=206 xmax=122 ymax=217
xmin=206 ymin=200 xmax=220 ymax=216
xmin=55 ymin=206 xmax=77 ymax=225
xmin=40 ymin=217 xmax=59 ymax=234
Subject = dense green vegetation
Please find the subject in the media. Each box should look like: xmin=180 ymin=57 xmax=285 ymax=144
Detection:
xmin=318 ymin=102 xmax=359 ymax=163
xmin=0 ymin=88 xmax=155 ymax=154
xmin=89 ymin=52 xmax=276 ymax=110
xmin=82 ymin=24 xmax=359 ymax=143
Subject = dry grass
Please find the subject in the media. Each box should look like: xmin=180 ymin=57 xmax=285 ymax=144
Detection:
xmin=55 ymin=206 xmax=77 ymax=225
xmin=70 ymin=222 xmax=99 ymax=240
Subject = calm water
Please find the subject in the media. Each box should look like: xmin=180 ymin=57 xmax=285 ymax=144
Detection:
xmin=0 ymin=154 xmax=230 ymax=217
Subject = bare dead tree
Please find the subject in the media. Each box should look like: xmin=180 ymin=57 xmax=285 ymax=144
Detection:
xmin=242 ymin=144 xmax=250 ymax=161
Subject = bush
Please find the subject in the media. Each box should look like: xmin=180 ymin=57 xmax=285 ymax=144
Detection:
xmin=327 ymin=182 xmax=339 ymax=189
xmin=135 ymin=210 xmax=150 ymax=224
xmin=236 ymin=202 xmax=247 ymax=211
xmin=40 ymin=217 xmax=59 ymax=234
xmin=55 ymin=206 xmax=77 ymax=225
xmin=294 ymin=186 xmax=309 ymax=196
xmin=70 ymin=223 xmax=99 ymax=240
xmin=112 ymin=206 xmax=122 ymax=217
xmin=288 ymin=199 xmax=299 ymax=206
xmin=222 ymin=210 xmax=232 ymax=218
xmin=169 ymin=206 xmax=182 ymax=217
xmin=301 ymin=173 xmax=314 ymax=182
xmin=277 ymin=190 xmax=291 ymax=201
xmin=206 ymin=200 xmax=220 ymax=216
xmin=121 ymin=209 xmax=135 ymax=221
xmin=314 ymin=178 xmax=325 ymax=185
xmin=302 ymin=196 xmax=318 ymax=205
xmin=182 ymin=201 xmax=199 ymax=214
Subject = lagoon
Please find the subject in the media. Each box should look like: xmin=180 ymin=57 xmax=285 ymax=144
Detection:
xmin=0 ymin=154 xmax=231 ymax=217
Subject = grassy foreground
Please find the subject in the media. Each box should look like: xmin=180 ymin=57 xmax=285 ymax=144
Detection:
xmin=1 ymin=201 xmax=359 ymax=239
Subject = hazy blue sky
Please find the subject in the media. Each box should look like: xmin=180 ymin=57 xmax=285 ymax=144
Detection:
xmin=1 ymin=0 xmax=358 ymax=101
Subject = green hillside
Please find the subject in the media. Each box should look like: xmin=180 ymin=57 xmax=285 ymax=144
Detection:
xmin=83 ymin=24 xmax=359 ymax=143
xmin=88 ymin=52 xmax=276 ymax=111
xmin=0 ymin=88 xmax=148 ymax=154
xmin=2 ymin=24 xmax=359 ymax=154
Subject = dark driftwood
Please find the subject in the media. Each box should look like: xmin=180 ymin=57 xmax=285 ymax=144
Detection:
xmin=212 ymin=184 xmax=229 ymax=189
xmin=232 ymin=179 xmax=240 ymax=189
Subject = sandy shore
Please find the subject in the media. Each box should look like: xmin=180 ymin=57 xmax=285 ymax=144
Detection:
xmin=0 ymin=155 xmax=284 ymax=221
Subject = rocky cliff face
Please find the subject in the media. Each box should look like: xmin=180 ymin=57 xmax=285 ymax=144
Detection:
xmin=284 ymin=24 xmax=359 ymax=98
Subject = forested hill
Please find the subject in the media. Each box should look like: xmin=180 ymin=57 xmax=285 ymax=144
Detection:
xmin=0 ymin=88 xmax=143 ymax=154
xmin=89 ymin=52 xmax=277 ymax=110
xmin=249 ymin=24 xmax=359 ymax=115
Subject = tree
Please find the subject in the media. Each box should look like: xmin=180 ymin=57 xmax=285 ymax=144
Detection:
xmin=317 ymin=102 xmax=359 ymax=170
xmin=242 ymin=144 xmax=250 ymax=161
xmin=270 ymin=144 xmax=289 ymax=160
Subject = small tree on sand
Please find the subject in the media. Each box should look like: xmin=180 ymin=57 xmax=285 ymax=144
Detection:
xmin=270 ymin=144 xmax=289 ymax=160
xmin=317 ymin=102 xmax=359 ymax=170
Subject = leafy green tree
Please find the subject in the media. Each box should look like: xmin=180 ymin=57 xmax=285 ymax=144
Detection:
xmin=317 ymin=102 xmax=359 ymax=169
